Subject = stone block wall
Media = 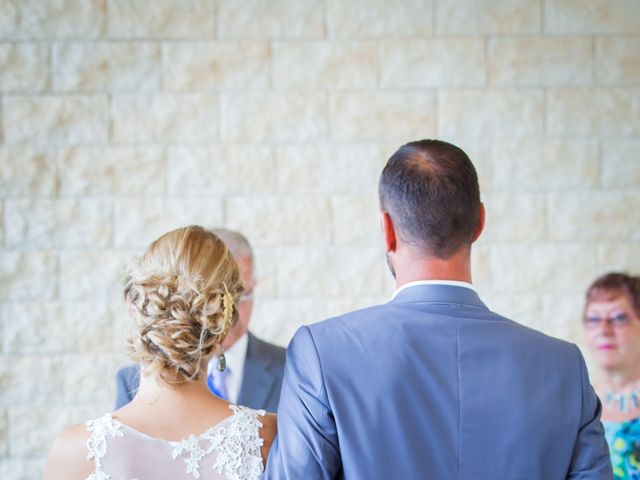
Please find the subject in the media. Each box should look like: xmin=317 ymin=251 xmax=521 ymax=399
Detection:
xmin=1 ymin=0 xmax=639 ymax=476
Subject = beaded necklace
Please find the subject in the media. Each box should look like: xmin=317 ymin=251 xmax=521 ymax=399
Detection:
xmin=603 ymin=381 xmax=640 ymax=413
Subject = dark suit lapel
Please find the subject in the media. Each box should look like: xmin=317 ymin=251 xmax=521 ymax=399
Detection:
xmin=238 ymin=334 xmax=277 ymax=409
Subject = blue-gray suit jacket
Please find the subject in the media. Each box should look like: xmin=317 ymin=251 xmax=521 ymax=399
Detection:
xmin=265 ymin=284 xmax=612 ymax=480
xmin=115 ymin=333 xmax=285 ymax=412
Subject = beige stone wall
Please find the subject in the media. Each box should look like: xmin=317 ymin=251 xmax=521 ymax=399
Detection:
xmin=1 ymin=0 xmax=639 ymax=476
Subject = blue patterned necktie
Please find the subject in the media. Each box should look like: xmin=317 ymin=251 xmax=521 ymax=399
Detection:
xmin=208 ymin=366 xmax=230 ymax=400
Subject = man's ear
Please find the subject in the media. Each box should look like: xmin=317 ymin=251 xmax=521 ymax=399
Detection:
xmin=380 ymin=211 xmax=397 ymax=253
xmin=471 ymin=203 xmax=485 ymax=243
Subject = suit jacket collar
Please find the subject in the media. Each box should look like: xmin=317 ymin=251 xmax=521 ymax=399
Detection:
xmin=389 ymin=283 xmax=489 ymax=310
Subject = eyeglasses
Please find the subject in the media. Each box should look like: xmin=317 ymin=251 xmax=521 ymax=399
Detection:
xmin=583 ymin=312 xmax=632 ymax=330
xmin=239 ymin=292 xmax=254 ymax=303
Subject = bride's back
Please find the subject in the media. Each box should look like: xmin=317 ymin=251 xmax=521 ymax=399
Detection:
xmin=87 ymin=405 xmax=268 ymax=480
xmin=43 ymin=226 xmax=276 ymax=480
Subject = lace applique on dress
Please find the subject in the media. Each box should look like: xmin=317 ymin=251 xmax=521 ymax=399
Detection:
xmin=171 ymin=405 xmax=266 ymax=480
xmin=172 ymin=434 xmax=207 ymax=479
xmin=86 ymin=414 xmax=124 ymax=480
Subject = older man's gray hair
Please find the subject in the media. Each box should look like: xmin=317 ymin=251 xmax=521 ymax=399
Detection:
xmin=211 ymin=228 xmax=254 ymax=260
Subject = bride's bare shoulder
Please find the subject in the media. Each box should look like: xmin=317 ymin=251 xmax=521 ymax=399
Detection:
xmin=42 ymin=423 xmax=93 ymax=480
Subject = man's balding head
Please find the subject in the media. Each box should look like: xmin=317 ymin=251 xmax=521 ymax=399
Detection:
xmin=379 ymin=139 xmax=481 ymax=259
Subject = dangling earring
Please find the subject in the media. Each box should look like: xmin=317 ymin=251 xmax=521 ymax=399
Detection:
xmin=217 ymin=351 xmax=226 ymax=372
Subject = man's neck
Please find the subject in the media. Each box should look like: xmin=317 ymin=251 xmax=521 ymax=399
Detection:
xmin=222 ymin=325 xmax=247 ymax=351
xmin=393 ymin=247 xmax=473 ymax=289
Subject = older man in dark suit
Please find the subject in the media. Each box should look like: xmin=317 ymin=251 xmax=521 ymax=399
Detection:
xmin=115 ymin=229 xmax=285 ymax=412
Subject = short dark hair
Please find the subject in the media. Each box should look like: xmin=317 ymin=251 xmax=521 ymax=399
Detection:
xmin=378 ymin=139 xmax=481 ymax=259
xmin=585 ymin=272 xmax=640 ymax=318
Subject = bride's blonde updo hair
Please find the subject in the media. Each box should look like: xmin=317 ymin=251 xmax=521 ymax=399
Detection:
xmin=124 ymin=225 xmax=242 ymax=384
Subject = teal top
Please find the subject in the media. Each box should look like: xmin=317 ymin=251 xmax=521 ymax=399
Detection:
xmin=604 ymin=418 xmax=640 ymax=479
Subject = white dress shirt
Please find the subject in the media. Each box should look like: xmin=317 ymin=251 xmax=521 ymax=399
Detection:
xmin=207 ymin=333 xmax=248 ymax=403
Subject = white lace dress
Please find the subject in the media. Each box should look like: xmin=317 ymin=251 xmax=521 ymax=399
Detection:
xmin=85 ymin=405 xmax=266 ymax=480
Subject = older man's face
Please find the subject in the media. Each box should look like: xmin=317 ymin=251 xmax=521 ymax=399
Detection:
xmin=222 ymin=255 xmax=255 ymax=349
xmin=236 ymin=255 xmax=255 ymax=334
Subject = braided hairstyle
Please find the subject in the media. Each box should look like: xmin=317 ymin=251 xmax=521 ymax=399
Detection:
xmin=124 ymin=226 xmax=242 ymax=385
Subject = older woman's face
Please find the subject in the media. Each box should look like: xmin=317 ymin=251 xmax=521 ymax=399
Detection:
xmin=584 ymin=293 xmax=640 ymax=371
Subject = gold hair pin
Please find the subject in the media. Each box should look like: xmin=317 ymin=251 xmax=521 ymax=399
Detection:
xmin=221 ymin=284 xmax=234 ymax=338
xmin=217 ymin=285 xmax=235 ymax=373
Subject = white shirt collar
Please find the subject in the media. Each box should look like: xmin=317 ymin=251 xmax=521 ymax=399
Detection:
xmin=391 ymin=280 xmax=475 ymax=300
xmin=207 ymin=333 xmax=249 ymax=403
